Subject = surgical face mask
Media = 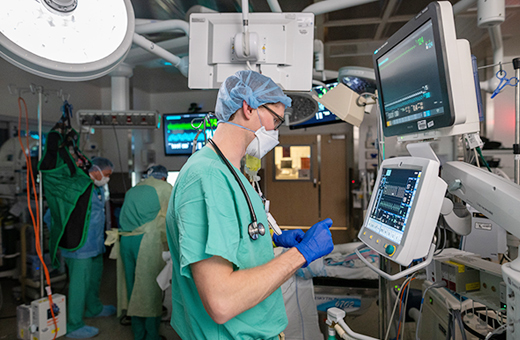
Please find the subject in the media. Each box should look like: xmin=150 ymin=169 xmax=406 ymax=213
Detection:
xmin=90 ymin=166 xmax=110 ymax=187
xmin=245 ymin=126 xmax=279 ymax=159
xmin=221 ymin=109 xmax=280 ymax=159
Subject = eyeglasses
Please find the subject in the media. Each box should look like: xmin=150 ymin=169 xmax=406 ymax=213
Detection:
xmin=261 ymin=105 xmax=285 ymax=130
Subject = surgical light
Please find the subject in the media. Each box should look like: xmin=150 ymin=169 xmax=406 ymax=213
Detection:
xmin=0 ymin=0 xmax=135 ymax=81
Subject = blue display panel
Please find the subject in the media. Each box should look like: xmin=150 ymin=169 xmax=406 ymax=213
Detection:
xmin=365 ymin=168 xmax=421 ymax=244
xmin=163 ymin=113 xmax=216 ymax=156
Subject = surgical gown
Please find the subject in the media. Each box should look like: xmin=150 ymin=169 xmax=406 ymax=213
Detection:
xmin=119 ymin=177 xmax=172 ymax=340
xmin=166 ymin=146 xmax=287 ymax=340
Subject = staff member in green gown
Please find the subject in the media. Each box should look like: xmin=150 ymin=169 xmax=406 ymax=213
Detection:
xmin=45 ymin=157 xmax=116 ymax=339
xmin=119 ymin=165 xmax=173 ymax=340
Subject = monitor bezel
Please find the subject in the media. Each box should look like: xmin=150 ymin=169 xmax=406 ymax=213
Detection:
xmin=366 ymin=165 xmax=424 ymax=246
xmin=162 ymin=112 xmax=214 ymax=156
xmin=373 ymin=2 xmax=456 ymax=137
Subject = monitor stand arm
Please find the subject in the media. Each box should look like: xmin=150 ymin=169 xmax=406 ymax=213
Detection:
xmin=355 ymin=243 xmax=436 ymax=281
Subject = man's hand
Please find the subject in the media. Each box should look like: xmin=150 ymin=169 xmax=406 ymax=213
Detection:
xmin=295 ymin=218 xmax=334 ymax=267
xmin=272 ymin=229 xmax=304 ymax=248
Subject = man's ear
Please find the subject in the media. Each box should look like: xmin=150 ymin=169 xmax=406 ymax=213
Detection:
xmin=241 ymin=100 xmax=255 ymax=120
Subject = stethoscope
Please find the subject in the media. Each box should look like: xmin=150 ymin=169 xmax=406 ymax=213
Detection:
xmin=208 ymin=139 xmax=265 ymax=240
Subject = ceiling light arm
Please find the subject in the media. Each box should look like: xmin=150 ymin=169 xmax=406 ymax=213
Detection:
xmin=125 ymin=36 xmax=189 ymax=66
xmin=302 ymin=0 xmax=377 ymax=16
xmin=267 ymin=0 xmax=282 ymax=13
xmin=134 ymin=19 xmax=189 ymax=36
xmin=132 ymin=33 xmax=188 ymax=77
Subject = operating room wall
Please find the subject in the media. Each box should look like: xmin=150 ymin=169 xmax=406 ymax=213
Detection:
xmin=0 ymin=58 xmax=103 ymax=129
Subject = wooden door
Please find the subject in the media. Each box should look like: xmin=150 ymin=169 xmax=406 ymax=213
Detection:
xmin=265 ymin=135 xmax=319 ymax=226
xmin=264 ymin=134 xmax=352 ymax=243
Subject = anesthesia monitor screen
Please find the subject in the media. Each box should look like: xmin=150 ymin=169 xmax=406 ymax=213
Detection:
xmin=366 ymin=168 xmax=421 ymax=244
xmin=376 ymin=19 xmax=452 ymax=136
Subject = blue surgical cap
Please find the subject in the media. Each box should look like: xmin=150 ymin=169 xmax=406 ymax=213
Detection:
xmin=146 ymin=165 xmax=168 ymax=180
xmin=214 ymin=70 xmax=292 ymax=122
xmin=89 ymin=157 xmax=114 ymax=173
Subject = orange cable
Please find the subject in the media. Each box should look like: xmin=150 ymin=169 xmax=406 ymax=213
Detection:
xmin=18 ymin=97 xmax=58 ymax=340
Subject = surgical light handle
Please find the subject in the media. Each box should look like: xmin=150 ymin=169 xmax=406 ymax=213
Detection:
xmin=354 ymin=243 xmax=436 ymax=281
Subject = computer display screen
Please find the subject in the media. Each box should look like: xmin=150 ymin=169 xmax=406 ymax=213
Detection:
xmin=375 ymin=13 xmax=455 ymax=137
xmin=365 ymin=168 xmax=421 ymax=244
xmin=163 ymin=113 xmax=217 ymax=156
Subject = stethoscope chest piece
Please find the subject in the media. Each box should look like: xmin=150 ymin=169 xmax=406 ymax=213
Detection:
xmin=248 ymin=221 xmax=265 ymax=240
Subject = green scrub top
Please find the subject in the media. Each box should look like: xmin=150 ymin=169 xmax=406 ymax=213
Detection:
xmin=166 ymin=146 xmax=287 ymax=340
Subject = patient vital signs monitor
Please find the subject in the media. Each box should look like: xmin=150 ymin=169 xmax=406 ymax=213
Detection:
xmin=373 ymin=1 xmax=479 ymax=140
xmin=358 ymin=157 xmax=446 ymax=266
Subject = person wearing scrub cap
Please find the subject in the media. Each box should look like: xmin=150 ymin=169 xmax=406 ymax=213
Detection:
xmin=117 ymin=164 xmax=172 ymax=340
xmin=44 ymin=157 xmax=116 ymax=339
xmin=165 ymin=70 xmax=334 ymax=340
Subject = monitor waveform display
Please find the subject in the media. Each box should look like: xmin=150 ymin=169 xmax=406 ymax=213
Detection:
xmin=163 ymin=113 xmax=217 ymax=155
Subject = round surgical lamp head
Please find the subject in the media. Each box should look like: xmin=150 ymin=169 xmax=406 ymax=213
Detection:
xmin=284 ymin=93 xmax=319 ymax=126
xmin=0 ymin=0 xmax=135 ymax=81
xmin=338 ymin=66 xmax=377 ymax=94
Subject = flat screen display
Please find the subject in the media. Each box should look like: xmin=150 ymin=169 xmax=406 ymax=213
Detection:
xmin=375 ymin=18 xmax=453 ymax=136
xmin=163 ymin=113 xmax=217 ymax=156
xmin=365 ymin=168 xmax=421 ymax=244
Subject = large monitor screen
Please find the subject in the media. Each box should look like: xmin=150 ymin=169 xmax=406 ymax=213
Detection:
xmin=373 ymin=1 xmax=467 ymax=138
xmin=365 ymin=168 xmax=421 ymax=245
xmin=163 ymin=113 xmax=217 ymax=156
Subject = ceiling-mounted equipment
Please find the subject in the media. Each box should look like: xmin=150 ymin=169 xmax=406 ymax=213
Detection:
xmin=188 ymin=12 xmax=315 ymax=91
xmin=77 ymin=110 xmax=159 ymax=129
xmin=0 ymin=0 xmax=135 ymax=81
xmin=284 ymin=93 xmax=319 ymax=126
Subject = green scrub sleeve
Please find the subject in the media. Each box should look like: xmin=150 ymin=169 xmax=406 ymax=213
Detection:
xmin=177 ymin=172 xmax=242 ymax=279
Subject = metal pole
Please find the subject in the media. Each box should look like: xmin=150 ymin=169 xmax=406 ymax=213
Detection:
xmin=317 ymin=134 xmax=322 ymax=219
xmin=38 ymin=88 xmax=44 ymax=298
xmin=513 ymin=58 xmax=520 ymax=185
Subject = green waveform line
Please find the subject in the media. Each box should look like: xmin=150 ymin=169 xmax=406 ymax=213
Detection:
xmin=379 ymin=44 xmax=417 ymax=72
xmin=167 ymin=119 xmax=217 ymax=131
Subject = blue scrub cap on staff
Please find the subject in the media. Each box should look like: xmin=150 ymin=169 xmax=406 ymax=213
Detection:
xmin=146 ymin=165 xmax=168 ymax=180
xmin=214 ymin=70 xmax=292 ymax=122
xmin=89 ymin=157 xmax=114 ymax=173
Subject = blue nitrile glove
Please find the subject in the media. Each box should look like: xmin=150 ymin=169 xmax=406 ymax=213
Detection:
xmin=272 ymin=229 xmax=304 ymax=248
xmin=295 ymin=218 xmax=334 ymax=267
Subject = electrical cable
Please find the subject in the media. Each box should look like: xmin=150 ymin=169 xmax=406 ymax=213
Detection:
xmin=476 ymin=147 xmax=492 ymax=172
xmin=415 ymin=281 xmax=447 ymax=340
xmin=484 ymin=324 xmax=507 ymax=340
xmin=397 ymin=277 xmax=415 ymax=340
xmin=18 ymin=97 xmax=58 ymax=340
xmin=385 ymin=274 xmax=415 ymax=340
xmin=453 ymin=309 xmax=467 ymax=340
xmin=460 ymin=306 xmax=507 ymax=339
xmin=403 ymin=279 xmax=413 ymax=340
xmin=474 ymin=148 xmax=480 ymax=167
xmin=112 ymin=125 xmax=127 ymax=193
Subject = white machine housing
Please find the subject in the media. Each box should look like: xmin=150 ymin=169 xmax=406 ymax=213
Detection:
xmin=441 ymin=162 xmax=520 ymax=236
xmin=441 ymin=161 xmax=520 ymax=340
xmin=188 ymin=12 xmax=315 ymax=91
xmin=358 ymin=157 xmax=447 ymax=266
xmin=17 ymin=294 xmax=66 ymax=340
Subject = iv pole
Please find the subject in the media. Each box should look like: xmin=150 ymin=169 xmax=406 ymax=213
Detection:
xmin=8 ymin=83 xmax=70 ymax=298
